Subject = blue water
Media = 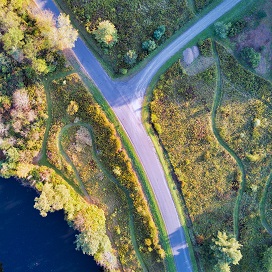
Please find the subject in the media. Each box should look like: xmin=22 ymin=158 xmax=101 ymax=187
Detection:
xmin=0 ymin=178 xmax=100 ymax=272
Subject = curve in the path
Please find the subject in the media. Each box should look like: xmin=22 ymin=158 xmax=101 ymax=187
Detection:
xmin=35 ymin=0 xmax=243 ymax=270
xmin=260 ymin=172 xmax=272 ymax=236
xmin=58 ymin=123 xmax=148 ymax=271
xmin=211 ymin=42 xmax=246 ymax=239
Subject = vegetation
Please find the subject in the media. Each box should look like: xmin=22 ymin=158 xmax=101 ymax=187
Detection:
xmin=61 ymin=0 xmax=193 ymax=72
xmin=47 ymin=73 xmax=165 ymax=270
xmin=0 ymin=1 xmax=165 ymax=271
xmin=214 ymin=21 xmax=231 ymax=39
xmin=92 ymin=20 xmax=118 ymax=48
xmin=149 ymin=37 xmax=272 ymax=271
xmin=215 ymin=42 xmax=272 ymax=272
xmin=211 ymin=231 xmax=242 ymax=271
xmin=240 ymin=47 xmax=261 ymax=69
xmin=198 ymin=38 xmax=213 ymax=57
xmin=150 ymin=61 xmax=239 ymax=270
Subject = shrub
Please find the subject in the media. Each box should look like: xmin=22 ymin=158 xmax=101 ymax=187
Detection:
xmin=228 ymin=20 xmax=247 ymax=37
xmin=214 ymin=22 xmax=231 ymax=39
xmin=153 ymin=25 xmax=166 ymax=40
xmin=124 ymin=50 xmax=137 ymax=66
xmin=240 ymin=47 xmax=261 ymax=68
xmin=119 ymin=68 xmax=128 ymax=75
xmin=142 ymin=40 xmax=156 ymax=53
xmin=198 ymin=38 xmax=212 ymax=57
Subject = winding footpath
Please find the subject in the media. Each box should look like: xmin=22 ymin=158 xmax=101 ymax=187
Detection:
xmin=36 ymin=0 xmax=242 ymax=271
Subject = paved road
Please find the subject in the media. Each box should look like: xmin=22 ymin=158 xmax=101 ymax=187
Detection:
xmin=36 ymin=0 xmax=242 ymax=271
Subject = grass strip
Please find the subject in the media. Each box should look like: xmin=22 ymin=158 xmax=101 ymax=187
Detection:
xmin=211 ymin=41 xmax=246 ymax=239
xmin=259 ymin=172 xmax=272 ymax=235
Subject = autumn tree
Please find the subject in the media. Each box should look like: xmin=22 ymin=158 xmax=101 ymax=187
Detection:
xmin=92 ymin=20 xmax=118 ymax=48
xmin=34 ymin=182 xmax=70 ymax=217
xmin=56 ymin=13 xmax=78 ymax=50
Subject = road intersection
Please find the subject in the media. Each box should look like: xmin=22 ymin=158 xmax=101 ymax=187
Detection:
xmin=36 ymin=0 xmax=242 ymax=270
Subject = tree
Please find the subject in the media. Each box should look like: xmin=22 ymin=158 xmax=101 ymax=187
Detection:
xmin=240 ymin=47 xmax=261 ymax=68
xmin=56 ymin=13 xmax=78 ymax=50
xmin=214 ymin=22 xmax=231 ymax=38
xmin=153 ymin=25 xmax=166 ymax=40
xmin=32 ymin=58 xmax=49 ymax=74
xmin=34 ymin=182 xmax=70 ymax=217
xmin=262 ymin=246 xmax=272 ymax=271
xmin=142 ymin=40 xmax=156 ymax=53
xmin=211 ymin=231 xmax=242 ymax=269
xmin=92 ymin=20 xmax=118 ymax=48
xmin=2 ymin=27 xmax=24 ymax=52
xmin=124 ymin=50 xmax=137 ymax=66
xmin=67 ymin=100 xmax=79 ymax=115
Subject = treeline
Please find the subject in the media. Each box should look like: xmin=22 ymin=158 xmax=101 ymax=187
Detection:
xmin=0 ymin=1 xmax=118 ymax=271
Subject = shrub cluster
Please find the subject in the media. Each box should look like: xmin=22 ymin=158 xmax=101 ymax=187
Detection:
xmin=64 ymin=0 xmax=193 ymax=71
xmin=198 ymin=38 xmax=213 ymax=57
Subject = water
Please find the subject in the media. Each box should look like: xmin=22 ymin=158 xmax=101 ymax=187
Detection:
xmin=0 ymin=177 xmax=100 ymax=272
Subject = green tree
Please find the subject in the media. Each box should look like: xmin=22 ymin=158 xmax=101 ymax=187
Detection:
xmin=142 ymin=40 xmax=156 ymax=53
xmin=124 ymin=50 xmax=137 ymax=66
xmin=32 ymin=58 xmax=49 ymax=74
xmin=34 ymin=182 xmax=70 ymax=217
xmin=211 ymin=231 xmax=242 ymax=268
xmin=1 ymin=27 xmax=24 ymax=51
xmin=263 ymin=246 xmax=272 ymax=271
xmin=153 ymin=25 xmax=166 ymax=40
xmin=92 ymin=20 xmax=118 ymax=48
xmin=214 ymin=21 xmax=231 ymax=38
xmin=240 ymin=47 xmax=261 ymax=68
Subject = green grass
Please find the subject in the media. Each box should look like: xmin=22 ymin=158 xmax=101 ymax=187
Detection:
xmin=212 ymin=41 xmax=246 ymax=239
xmin=214 ymin=42 xmax=272 ymax=272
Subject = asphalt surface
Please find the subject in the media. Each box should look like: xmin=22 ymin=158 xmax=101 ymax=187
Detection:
xmin=36 ymin=0 xmax=242 ymax=271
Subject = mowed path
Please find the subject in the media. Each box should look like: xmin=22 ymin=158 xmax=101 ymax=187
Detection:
xmin=36 ymin=0 xmax=242 ymax=271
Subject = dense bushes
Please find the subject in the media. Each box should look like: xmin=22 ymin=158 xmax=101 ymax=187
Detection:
xmin=62 ymin=0 xmax=193 ymax=71
xmin=240 ymin=47 xmax=261 ymax=68
xmin=194 ymin=0 xmax=217 ymax=11
xmin=198 ymin=38 xmax=213 ymax=57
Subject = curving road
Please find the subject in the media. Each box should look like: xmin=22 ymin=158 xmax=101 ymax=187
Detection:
xmin=36 ymin=0 xmax=242 ymax=271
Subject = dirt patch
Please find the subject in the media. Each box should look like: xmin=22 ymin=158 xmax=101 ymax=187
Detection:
xmin=181 ymin=56 xmax=214 ymax=76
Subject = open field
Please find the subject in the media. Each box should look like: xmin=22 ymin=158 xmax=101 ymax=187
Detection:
xmin=149 ymin=35 xmax=272 ymax=270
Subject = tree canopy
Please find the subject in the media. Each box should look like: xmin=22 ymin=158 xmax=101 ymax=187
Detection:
xmin=92 ymin=20 xmax=118 ymax=48
xmin=211 ymin=231 xmax=242 ymax=270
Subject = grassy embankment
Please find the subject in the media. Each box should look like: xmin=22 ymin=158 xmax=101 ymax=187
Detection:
xmin=64 ymin=51 xmax=176 ymax=272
